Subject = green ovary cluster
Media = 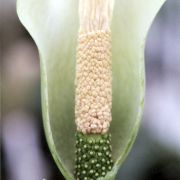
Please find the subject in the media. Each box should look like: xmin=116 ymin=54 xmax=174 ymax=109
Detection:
xmin=75 ymin=132 xmax=113 ymax=180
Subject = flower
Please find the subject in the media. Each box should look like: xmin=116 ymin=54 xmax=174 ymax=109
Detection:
xmin=17 ymin=0 xmax=166 ymax=179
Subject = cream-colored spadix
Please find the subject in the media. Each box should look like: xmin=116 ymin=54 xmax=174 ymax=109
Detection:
xmin=75 ymin=0 xmax=114 ymax=134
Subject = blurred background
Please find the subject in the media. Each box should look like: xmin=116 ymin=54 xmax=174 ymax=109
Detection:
xmin=1 ymin=0 xmax=180 ymax=180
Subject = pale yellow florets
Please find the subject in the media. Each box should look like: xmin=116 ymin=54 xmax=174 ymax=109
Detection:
xmin=75 ymin=30 xmax=112 ymax=134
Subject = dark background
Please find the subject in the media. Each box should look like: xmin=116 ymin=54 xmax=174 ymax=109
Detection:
xmin=1 ymin=0 xmax=180 ymax=180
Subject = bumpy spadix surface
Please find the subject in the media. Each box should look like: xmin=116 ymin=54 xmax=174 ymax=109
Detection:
xmin=75 ymin=0 xmax=114 ymax=135
xmin=75 ymin=31 xmax=112 ymax=134
xmin=75 ymin=132 xmax=113 ymax=179
xmin=17 ymin=0 xmax=166 ymax=179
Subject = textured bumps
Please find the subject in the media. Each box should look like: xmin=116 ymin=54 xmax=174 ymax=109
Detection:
xmin=75 ymin=132 xmax=113 ymax=180
xmin=75 ymin=31 xmax=112 ymax=134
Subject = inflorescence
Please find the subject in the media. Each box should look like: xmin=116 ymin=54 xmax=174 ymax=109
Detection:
xmin=74 ymin=1 xmax=114 ymax=179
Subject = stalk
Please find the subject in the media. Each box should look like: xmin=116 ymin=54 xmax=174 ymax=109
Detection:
xmin=75 ymin=0 xmax=115 ymax=179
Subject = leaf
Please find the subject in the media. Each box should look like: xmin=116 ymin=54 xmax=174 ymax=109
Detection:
xmin=17 ymin=0 xmax=166 ymax=179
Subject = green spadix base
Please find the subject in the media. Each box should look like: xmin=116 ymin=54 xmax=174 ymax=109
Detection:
xmin=75 ymin=132 xmax=113 ymax=180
